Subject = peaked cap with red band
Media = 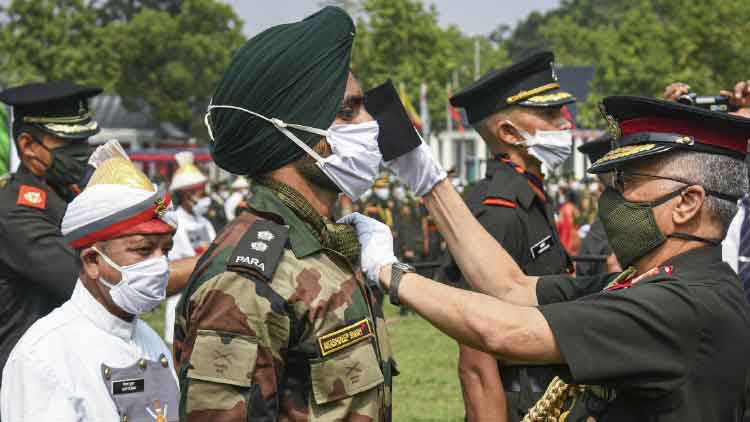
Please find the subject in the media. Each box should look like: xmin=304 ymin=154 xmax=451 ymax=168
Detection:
xmin=588 ymin=96 xmax=750 ymax=174
xmin=61 ymin=141 xmax=176 ymax=248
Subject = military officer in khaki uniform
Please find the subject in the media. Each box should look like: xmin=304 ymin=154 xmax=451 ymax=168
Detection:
xmin=443 ymin=52 xmax=575 ymax=421
xmin=174 ymin=7 xmax=406 ymax=421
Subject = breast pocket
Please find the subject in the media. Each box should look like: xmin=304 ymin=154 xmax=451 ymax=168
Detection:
xmin=186 ymin=329 xmax=258 ymax=387
xmin=309 ymin=339 xmax=385 ymax=405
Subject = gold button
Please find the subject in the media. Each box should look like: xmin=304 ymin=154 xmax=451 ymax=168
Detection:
xmin=159 ymin=354 xmax=169 ymax=368
xmin=103 ymin=366 xmax=112 ymax=380
xmin=138 ymin=359 xmax=147 ymax=370
xmin=121 ymin=415 xmax=128 ymax=422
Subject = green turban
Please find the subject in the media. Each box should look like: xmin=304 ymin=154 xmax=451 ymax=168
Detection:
xmin=208 ymin=7 xmax=355 ymax=176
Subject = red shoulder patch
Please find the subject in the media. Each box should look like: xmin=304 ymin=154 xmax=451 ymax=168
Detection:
xmin=17 ymin=185 xmax=47 ymax=210
xmin=483 ymin=197 xmax=517 ymax=208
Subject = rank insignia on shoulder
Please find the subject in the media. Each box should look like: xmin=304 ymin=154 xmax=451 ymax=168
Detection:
xmin=17 ymin=185 xmax=46 ymax=210
xmin=227 ymin=219 xmax=288 ymax=280
xmin=318 ymin=318 xmax=374 ymax=357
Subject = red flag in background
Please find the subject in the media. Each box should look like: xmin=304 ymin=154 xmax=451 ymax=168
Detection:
xmin=448 ymin=89 xmax=464 ymax=133
xmin=561 ymin=105 xmax=576 ymax=129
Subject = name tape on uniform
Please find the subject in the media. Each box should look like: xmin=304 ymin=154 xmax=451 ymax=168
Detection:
xmin=317 ymin=318 xmax=374 ymax=357
xmin=112 ymin=378 xmax=145 ymax=395
xmin=530 ymin=235 xmax=553 ymax=260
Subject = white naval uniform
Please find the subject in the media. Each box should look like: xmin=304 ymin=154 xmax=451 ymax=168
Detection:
xmin=722 ymin=199 xmax=745 ymax=273
xmin=224 ymin=191 xmax=245 ymax=221
xmin=0 ymin=282 xmax=177 ymax=421
xmin=163 ymin=206 xmax=216 ymax=343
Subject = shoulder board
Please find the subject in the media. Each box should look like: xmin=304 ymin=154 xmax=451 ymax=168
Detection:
xmin=17 ymin=185 xmax=47 ymax=210
xmin=0 ymin=174 xmax=9 ymax=189
xmin=226 ymin=218 xmax=288 ymax=281
xmin=483 ymin=197 xmax=517 ymax=208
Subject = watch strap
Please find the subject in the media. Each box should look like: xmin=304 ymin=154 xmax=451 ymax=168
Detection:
xmin=389 ymin=262 xmax=414 ymax=306
xmin=390 ymin=265 xmax=402 ymax=306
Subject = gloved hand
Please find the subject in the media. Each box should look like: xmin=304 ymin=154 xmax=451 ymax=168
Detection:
xmin=338 ymin=212 xmax=398 ymax=283
xmin=384 ymin=142 xmax=447 ymax=196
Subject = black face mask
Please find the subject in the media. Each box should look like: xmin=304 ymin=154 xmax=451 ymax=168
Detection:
xmin=34 ymin=140 xmax=93 ymax=202
xmin=598 ymin=185 xmax=721 ymax=268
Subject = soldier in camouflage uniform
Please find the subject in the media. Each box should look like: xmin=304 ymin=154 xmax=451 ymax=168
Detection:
xmin=174 ymin=7 xmax=395 ymax=421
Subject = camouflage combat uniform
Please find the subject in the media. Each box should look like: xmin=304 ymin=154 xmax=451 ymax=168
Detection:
xmin=174 ymin=181 xmax=395 ymax=421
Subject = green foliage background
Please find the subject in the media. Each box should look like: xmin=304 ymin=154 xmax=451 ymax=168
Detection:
xmin=350 ymin=0 xmax=508 ymax=131
xmin=493 ymin=0 xmax=750 ymax=126
xmin=0 ymin=0 xmax=244 ymax=136
xmin=1 ymin=0 xmax=748 ymax=134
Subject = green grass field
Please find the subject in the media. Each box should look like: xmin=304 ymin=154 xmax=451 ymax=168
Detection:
xmin=142 ymin=301 xmax=465 ymax=421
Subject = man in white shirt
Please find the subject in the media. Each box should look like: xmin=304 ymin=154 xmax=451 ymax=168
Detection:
xmin=164 ymin=151 xmax=216 ymax=344
xmin=722 ymin=199 xmax=745 ymax=273
xmin=1 ymin=142 xmax=179 ymax=422
xmin=224 ymin=176 xmax=249 ymax=221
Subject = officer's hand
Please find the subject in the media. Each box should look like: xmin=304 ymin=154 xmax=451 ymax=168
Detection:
xmin=663 ymin=82 xmax=690 ymax=102
xmin=384 ymin=142 xmax=447 ymax=197
xmin=338 ymin=212 xmax=397 ymax=283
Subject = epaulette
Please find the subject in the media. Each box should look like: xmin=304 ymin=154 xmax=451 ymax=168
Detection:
xmin=486 ymin=166 xmax=535 ymax=210
xmin=482 ymin=197 xmax=517 ymax=208
xmin=226 ymin=218 xmax=288 ymax=281
xmin=0 ymin=174 xmax=9 ymax=188
xmin=16 ymin=185 xmax=47 ymax=210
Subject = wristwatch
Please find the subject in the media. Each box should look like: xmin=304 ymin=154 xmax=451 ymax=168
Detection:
xmin=389 ymin=262 xmax=416 ymax=306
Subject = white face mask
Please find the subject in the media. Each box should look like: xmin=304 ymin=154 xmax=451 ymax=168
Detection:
xmin=205 ymin=105 xmax=382 ymax=201
xmin=193 ymin=196 xmax=211 ymax=216
xmin=511 ymin=123 xmax=572 ymax=170
xmin=393 ymin=186 xmax=406 ymax=201
xmin=374 ymin=187 xmax=390 ymax=200
xmin=321 ymin=122 xmax=382 ymax=200
xmin=93 ymin=247 xmax=169 ymax=316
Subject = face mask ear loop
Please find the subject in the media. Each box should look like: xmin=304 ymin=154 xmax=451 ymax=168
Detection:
xmin=506 ymin=121 xmax=531 ymax=147
xmin=91 ymin=246 xmax=123 ymax=272
xmin=91 ymin=246 xmax=123 ymax=288
xmin=205 ymin=104 xmax=328 ymax=163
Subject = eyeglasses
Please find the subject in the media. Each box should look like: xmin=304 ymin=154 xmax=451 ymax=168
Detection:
xmin=612 ymin=170 xmax=693 ymax=193
xmin=613 ymin=169 xmax=739 ymax=202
